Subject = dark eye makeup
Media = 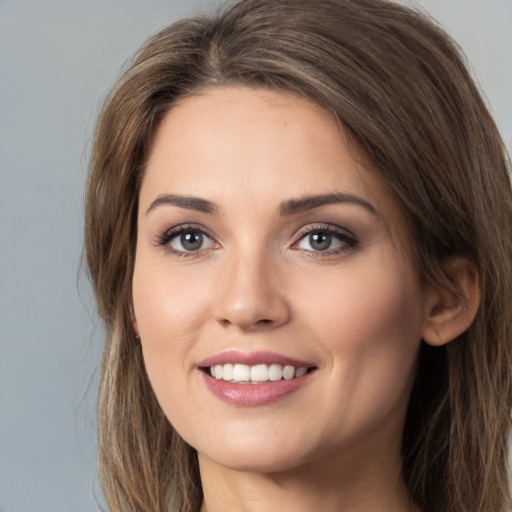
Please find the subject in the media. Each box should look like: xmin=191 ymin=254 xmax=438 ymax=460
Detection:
xmin=155 ymin=224 xmax=217 ymax=258
xmin=154 ymin=222 xmax=358 ymax=258
xmin=291 ymin=223 xmax=358 ymax=257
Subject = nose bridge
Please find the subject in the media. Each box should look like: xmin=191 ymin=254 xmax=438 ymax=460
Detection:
xmin=213 ymin=242 xmax=290 ymax=330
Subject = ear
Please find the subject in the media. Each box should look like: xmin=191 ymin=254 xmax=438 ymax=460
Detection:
xmin=422 ymin=258 xmax=480 ymax=347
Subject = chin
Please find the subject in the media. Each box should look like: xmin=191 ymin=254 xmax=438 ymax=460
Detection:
xmin=183 ymin=421 xmax=328 ymax=475
xmin=197 ymin=444 xmax=313 ymax=474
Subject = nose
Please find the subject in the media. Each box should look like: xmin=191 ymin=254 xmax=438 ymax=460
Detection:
xmin=212 ymin=249 xmax=291 ymax=332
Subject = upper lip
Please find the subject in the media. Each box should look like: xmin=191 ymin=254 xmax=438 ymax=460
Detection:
xmin=198 ymin=350 xmax=314 ymax=368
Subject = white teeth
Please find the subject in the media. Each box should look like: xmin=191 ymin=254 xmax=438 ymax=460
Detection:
xmin=208 ymin=363 xmax=310 ymax=383
xmin=222 ymin=364 xmax=234 ymax=381
xmin=283 ymin=365 xmax=295 ymax=380
xmin=295 ymin=367 xmax=307 ymax=378
xmin=233 ymin=364 xmax=250 ymax=382
xmin=250 ymin=364 xmax=269 ymax=382
xmin=268 ymin=363 xmax=282 ymax=381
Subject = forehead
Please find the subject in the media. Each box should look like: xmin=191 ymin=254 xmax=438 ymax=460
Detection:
xmin=141 ymin=86 xmax=407 ymax=238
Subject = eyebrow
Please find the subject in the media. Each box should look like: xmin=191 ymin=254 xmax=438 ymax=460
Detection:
xmin=278 ymin=192 xmax=377 ymax=217
xmin=146 ymin=194 xmax=219 ymax=215
xmin=146 ymin=192 xmax=377 ymax=217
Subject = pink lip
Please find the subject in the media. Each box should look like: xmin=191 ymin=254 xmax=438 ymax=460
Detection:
xmin=201 ymin=371 xmax=315 ymax=406
xmin=198 ymin=350 xmax=313 ymax=368
xmin=198 ymin=351 xmax=316 ymax=407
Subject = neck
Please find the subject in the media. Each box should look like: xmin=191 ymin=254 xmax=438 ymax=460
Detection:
xmin=198 ymin=439 xmax=420 ymax=512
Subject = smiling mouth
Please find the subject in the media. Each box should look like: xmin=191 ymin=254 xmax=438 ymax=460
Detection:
xmin=203 ymin=363 xmax=315 ymax=384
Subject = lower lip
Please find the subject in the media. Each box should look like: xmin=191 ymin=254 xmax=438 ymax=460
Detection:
xmin=201 ymin=371 xmax=314 ymax=406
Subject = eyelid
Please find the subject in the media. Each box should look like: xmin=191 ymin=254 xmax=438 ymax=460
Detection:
xmin=154 ymin=223 xmax=220 ymax=257
xmin=291 ymin=223 xmax=358 ymax=254
xmin=153 ymin=222 xmax=357 ymax=258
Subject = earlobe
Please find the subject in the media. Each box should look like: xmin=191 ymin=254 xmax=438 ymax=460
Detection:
xmin=422 ymin=259 xmax=480 ymax=347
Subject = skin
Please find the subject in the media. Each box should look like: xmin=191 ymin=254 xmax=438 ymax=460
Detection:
xmin=132 ymin=86 xmax=432 ymax=512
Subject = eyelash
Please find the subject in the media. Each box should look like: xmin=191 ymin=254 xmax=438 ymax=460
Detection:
xmin=155 ymin=224 xmax=218 ymax=258
xmin=291 ymin=223 xmax=358 ymax=257
xmin=155 ymin=223 xmax=358 ymax=258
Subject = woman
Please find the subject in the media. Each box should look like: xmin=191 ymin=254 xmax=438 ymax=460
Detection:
xmin=84 ymin=0 xmax=512 ymax=511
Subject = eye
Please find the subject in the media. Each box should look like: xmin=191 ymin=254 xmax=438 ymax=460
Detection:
xmin=157 ymin=225 xmax=217 ymax=256
xmin=293 ymin=225 xmax=357 ymax=255
xmin=172 ymin=230 xmax=212 ymax=251
xmin=299 ymin=232 xmax=337 ymax=251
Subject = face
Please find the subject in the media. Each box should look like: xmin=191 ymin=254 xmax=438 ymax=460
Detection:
xmin=132 ymin=86 xmax=431 ymax=474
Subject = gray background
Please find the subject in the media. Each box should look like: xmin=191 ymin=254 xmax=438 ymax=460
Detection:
xmin=0 ymin=1 xmax=510 ymax=511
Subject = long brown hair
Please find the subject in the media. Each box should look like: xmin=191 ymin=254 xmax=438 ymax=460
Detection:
xmin=85 ymin=1 xmax=512 ymax=510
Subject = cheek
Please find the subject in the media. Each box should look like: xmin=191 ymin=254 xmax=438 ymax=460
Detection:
xmin=133 ymin=253 xmax=210 ymax=337
xmin=294 ymin=253 xmax=425 ymax=412
xmin=131 ymin=256 xmax=213 ymax=398
xmin=132 ymin=262 xmax=217 ymax=444
xmin=305 ymin=251 xmax=425 ymax=350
